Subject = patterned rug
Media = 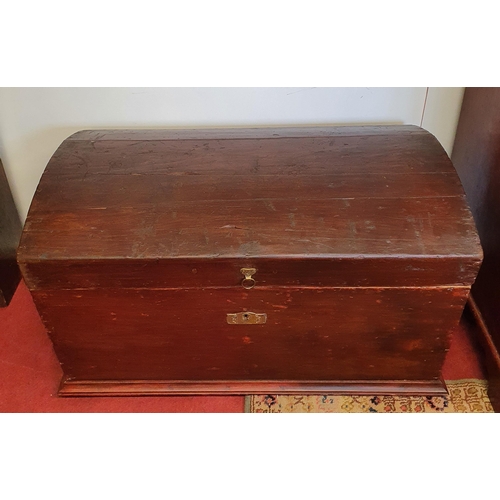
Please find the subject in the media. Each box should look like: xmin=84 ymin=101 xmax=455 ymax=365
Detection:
xmin=245 ymin=379 xmax=493 ymax=413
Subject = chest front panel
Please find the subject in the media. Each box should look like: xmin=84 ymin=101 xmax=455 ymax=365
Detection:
xmin=33 ymin=286 xmax=468 ymax=382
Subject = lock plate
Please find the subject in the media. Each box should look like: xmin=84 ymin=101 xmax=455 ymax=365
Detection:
xmin=226 ymin=312 xmax=267 ymax=325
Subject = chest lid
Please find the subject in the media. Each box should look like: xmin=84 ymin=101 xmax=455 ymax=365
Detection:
xmin=18 ymin=126 xmax=482 ymax=290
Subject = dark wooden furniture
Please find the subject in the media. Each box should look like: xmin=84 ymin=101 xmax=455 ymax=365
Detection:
xmin=452 ymin=87 xmax=500 ymax=411
xmin=17 ymin=126 xmax=482 ymax=396
xmin=0 ymin=159 xmax=22 ymax=307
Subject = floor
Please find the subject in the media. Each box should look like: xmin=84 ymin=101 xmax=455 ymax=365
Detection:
xmin=0 ymin=280 xmax=488 ymax=412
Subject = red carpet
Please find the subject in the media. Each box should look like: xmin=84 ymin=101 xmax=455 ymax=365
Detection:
xmin=0 ymin=280 xmax=486 ymax=412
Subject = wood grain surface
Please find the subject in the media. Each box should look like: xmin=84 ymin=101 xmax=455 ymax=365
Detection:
xmin=33 ymin=287 xmax=467 ymax=383
xmin=58 ymin=379 xmax=448 ymax=396
xmin=19 ymin=126 xmax=481 ymax=267
xmin=17 ymin=126 xmax=482 ymax=394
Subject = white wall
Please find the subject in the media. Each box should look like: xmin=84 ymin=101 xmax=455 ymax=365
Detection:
xmin=0 ymin=87 xmax=464 ymax=221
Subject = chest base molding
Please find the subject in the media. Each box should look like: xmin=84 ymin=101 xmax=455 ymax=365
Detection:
xmin=58 ymin=377 xmax=447 ymax=397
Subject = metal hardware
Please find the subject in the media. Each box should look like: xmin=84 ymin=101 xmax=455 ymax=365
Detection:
xmin=227 ymin=311 xmax=267 ymax=325
xmin=240 ymin=267 xmax=257 ymax=289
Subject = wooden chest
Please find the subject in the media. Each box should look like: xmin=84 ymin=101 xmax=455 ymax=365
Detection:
xmin=17 ymin=126 xmax=483 ymax=396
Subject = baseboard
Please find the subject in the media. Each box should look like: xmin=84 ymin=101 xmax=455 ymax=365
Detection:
xmin=58 ymin=377 xmax=447 ymax=397
xmin=466 ymin=295 xmax=500 ymax=412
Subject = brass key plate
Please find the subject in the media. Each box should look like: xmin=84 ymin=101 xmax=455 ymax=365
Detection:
xmin=226 ymin=312 xmax=267 ymax=325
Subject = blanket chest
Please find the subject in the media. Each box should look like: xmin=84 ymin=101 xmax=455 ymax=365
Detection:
xmin=17 ymin=126 xmax=483 ymax=396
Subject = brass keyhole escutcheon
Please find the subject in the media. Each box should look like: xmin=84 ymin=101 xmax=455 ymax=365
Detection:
xmin=226 ymin=311 xmax=267 ymax=324
xmin=240 ymin=268 xmax=257 ymax=289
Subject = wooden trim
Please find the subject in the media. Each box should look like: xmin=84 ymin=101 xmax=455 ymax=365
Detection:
xmin=466 ymin=295 xmax=500 ymax=412
xmin=58 ymin=377 xmax=447 ymax=397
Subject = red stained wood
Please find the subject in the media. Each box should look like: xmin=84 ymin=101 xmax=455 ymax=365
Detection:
xmin=17 ymin=126 xmax=482 ymax=395
xmin=58 ymin=379 xmax=448 ymax=397
xmin=19 ymin=127 xmax=480 ymax=265
xmin=21 ymin=256 xmax=481 ymax=290
xmin=34 ymin=287 xmax=467 ymax=383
